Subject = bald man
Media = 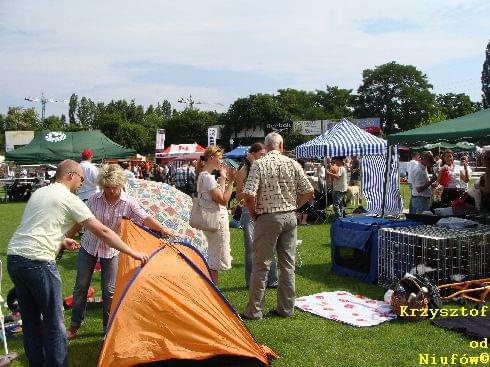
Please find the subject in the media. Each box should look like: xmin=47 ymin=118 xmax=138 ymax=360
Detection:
xmin=7 ymin=159 xmax=149 ymax=367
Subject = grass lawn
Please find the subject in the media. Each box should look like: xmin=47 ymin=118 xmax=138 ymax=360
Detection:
xmin=0 ymin=200 xmax=478 ymax=367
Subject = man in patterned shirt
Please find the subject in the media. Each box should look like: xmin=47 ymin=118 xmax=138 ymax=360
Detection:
xmin=242 ymin=132 xmax=313 ymax=320
xmin=171 ymin=163 xmax=196 ymax=196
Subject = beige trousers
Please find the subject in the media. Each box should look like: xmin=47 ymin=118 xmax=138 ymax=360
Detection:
xmin=244 ymin=211 xmax=297 ymax=319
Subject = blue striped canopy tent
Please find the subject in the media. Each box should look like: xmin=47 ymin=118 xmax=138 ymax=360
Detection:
xmin=295 ymin=119 xmax=402 ymax=215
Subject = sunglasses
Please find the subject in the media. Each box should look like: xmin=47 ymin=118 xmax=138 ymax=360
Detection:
xmin=70 ymin=171 xmax=85 ymax=182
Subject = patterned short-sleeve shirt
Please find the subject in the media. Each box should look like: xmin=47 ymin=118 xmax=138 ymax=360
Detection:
xmin=243 ymin=150 xmax=313 ymax=214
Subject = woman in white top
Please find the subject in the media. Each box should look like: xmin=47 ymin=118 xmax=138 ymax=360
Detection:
xmin=437 ymin=150 xmax=466 ymax=206
xmin=196 ymin=146 xmax=235 ymax=284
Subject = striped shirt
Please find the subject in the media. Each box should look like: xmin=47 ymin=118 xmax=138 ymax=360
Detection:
xmin=81 ymin=189 xmax=149 ymax=258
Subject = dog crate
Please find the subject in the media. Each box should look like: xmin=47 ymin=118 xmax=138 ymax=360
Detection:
xmin=378 ymin=225 xmax=490 ymax=288
xmin=330 ymin=217 xmax=418 ymax=284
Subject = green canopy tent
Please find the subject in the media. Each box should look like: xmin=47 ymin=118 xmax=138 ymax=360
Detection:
xmin=5 ymin=130 xmax=136 ymax=164
xmin=411 ymin=141 xmax=476 ymax=152
xmin=388 ymin=109 xmax=490 ymax=145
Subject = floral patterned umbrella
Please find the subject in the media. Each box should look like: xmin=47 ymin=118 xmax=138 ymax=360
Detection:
xmin=126 ymin=179 xmax=208 ymax=258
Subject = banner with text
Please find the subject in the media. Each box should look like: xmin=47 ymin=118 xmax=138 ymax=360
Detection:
xmin=208 ymin=127 xmax=217 ymax=147
xmin=155 ymin=129 xmax=166 ymax=150
xmin=294 ymin=120 xmax=323 ymax=135
xmin=264 ymin=121 xmax=293 ymax=135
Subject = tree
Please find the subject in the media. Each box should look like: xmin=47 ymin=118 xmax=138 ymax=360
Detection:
xmin=97 ymin=112 xmax=124 ymax=140
xmin=315 ymin=86 xmax=355 ymax=119
xmin=155 ymin=100 xmax=172 ymax=119
xmin=415 ymin=111 xmax=447 ymax=128
xmin=3 ymin=107 xmax=38 ymax=131
xmin=69 ymin=93 xmax=78 ymax=124
xmin=42 ymin=115 xmax=64 ymax=130
xmin=281 ymin=126 xmax=310 ymax=150
xmin=436 ymin=93 xmax=476 ymax=120
xmin=126 ymin=99 xmax=145 ymax=124
xmin=355 ymin=61 xmax=435 ymax=132
xmin=275 ymin=89 xmax=324 ymax=120
xmin=221 ymin=94 xmax=291 ymax=142
xmin=115 ymin=122 xmax=148 ymax=153
xmin=77 ymin=97 xmax=96 ymax=128
xmin=482 ymin=40 xmax=490 ymax=109
xmin=165 ymin=109 xmax=218 ymax=147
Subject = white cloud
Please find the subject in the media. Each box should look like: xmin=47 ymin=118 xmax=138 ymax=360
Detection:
xmin=1 ymin=0 xmax=488 ymax=116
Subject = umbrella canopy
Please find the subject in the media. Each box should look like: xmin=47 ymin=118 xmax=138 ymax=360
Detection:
xmin=388 ymin=109 xmax=490 ymax=145
xmin=125 ymin=179 xmax=208 ymax=257
xmin=224 ymin=145 xmax=250 ymax=159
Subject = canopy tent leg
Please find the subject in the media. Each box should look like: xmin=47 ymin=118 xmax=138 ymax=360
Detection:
xmin=381 ymin=145 xmax=393 ymax=217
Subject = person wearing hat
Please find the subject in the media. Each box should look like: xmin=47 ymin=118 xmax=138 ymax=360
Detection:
xmin=78 ymin=149 xmax=99 ymax=202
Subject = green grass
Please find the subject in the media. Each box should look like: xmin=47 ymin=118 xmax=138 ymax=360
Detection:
xmin=0 ymin=201 xmax=478 ymax=367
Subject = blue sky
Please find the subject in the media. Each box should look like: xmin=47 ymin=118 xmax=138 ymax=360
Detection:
xmin=1 ymin=0 xmax=489 ymax=118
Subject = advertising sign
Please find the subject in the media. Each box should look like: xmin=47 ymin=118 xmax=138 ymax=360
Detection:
xmin=155 ymin=129 xmax=166 ymax=150
xmin=208 ymin=127 xmax=217 ymax=147
xmin=295 ymin=120 xmax=322 ymax=135
xmin=264 ymin=121 xmax=293 ymax=134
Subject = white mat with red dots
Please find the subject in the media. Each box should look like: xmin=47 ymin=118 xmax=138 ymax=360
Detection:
xmin=295 ymin=291 xmax=396 ymax=327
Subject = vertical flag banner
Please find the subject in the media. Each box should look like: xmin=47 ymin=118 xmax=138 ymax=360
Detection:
xmin=208 ymin=128 xmax=217 ymax=147
xmin=156 ymin=129 xmax=166 ymax=150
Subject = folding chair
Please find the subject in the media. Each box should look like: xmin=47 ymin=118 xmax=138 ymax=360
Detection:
xmin=312 ymin=190 xmax=330 ymax=224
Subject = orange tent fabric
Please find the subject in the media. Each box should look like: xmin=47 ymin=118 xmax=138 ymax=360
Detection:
xmin=98 ymin=219 xmax=278 ymax=367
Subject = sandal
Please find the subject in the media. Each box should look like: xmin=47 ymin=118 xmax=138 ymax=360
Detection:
xmin=66 ymin=326 xmax=79 ymax=340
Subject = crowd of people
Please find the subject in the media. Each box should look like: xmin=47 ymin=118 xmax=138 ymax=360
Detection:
xmin=6 ymin=136 xmax=489 ymax=366
xmin=406 ymin=149 xmax=486 ymax=214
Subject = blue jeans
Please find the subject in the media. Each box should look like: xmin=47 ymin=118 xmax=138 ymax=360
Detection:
xmin=7 ymin=255 xmax=67 ymax=367
xmin=241 ymin=208 xmax=278 ymax=288
xmin=70 ymin=247 xmax=118 ymax=332
xmin=411 ymin=196 xmax=430 ymax=214
xmin=332 ymin=191 xmax=346 ymax=219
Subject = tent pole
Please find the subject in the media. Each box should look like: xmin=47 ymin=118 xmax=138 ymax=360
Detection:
xmin=381 ymin=145 xmax=392 ymax=217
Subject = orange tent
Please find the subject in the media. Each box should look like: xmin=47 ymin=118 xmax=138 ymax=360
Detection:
xmin=97 ymin=219 xmax=278 ymax=366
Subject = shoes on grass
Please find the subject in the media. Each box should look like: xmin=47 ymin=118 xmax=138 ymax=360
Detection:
xmin=239 ymin=313 xmax=261 ymax=321
xmin=267 ymin=309 xmax=290 ymax=318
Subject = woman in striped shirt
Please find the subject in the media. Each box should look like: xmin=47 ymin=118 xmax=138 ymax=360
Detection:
xmin=65 ymin=164 xmax=173 ymax=339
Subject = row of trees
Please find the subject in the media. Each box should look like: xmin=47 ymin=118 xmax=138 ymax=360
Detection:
xmin=2 ymin=57 xmax=488 ymax=153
